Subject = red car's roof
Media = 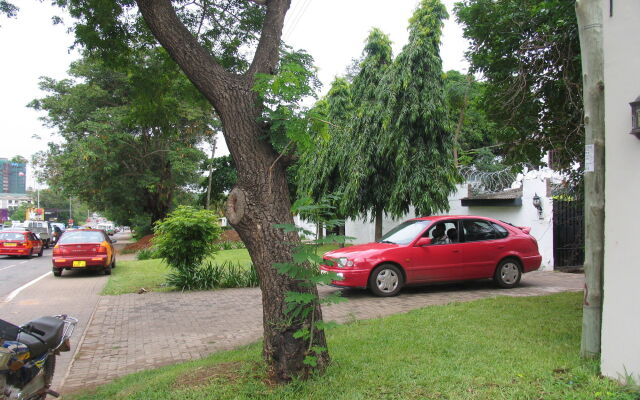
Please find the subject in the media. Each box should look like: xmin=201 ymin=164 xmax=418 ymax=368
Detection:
xmin=412 ymin=215 xmax=496 ymax=221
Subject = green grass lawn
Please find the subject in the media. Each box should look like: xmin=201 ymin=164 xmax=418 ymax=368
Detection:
xmin=103 ymin=244 xmax=340 ymax=295
xmin=69 ymin=292 xmax=637 ymax=400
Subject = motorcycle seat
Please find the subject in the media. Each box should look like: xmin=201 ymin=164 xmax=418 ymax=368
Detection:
xmin=17 ymin=316 xmax=65 ymax=358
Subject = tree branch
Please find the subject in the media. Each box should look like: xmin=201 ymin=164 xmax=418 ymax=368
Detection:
xmin=136 ymin=0 xmax=232 ymax=110
xmin=247 ymin=0 xmax=291 ymax=77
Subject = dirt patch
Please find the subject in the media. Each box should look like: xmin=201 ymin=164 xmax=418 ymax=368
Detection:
xmin=172 ymin=361 xmax=248 ymax=389
xmin=122 ymin=234 xmax=155 ymax=252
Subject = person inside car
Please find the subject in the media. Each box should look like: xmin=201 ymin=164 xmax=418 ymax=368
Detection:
xmin=431 ymin=223 xmax=450 ymax=244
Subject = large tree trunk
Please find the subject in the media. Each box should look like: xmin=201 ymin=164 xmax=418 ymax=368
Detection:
xmin=136 ymin=0 xmax=329 ymax=382
xmin=575 ymin=0 xmax=605 ymax=359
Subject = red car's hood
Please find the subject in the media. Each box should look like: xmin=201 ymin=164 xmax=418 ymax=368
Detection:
xmin=324 ymin=242 xmax=398 ymax=259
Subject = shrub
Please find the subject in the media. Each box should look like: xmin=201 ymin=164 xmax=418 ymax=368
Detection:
xmin=166 ymin=261 xmax=259 ymax=291
xmin=211 ymin=240 xmax=246 ymax=251
xmin=153 ymin=206 xmax=222 ymax=273
xmin=137 ymin=247 xmax=162 ymax=260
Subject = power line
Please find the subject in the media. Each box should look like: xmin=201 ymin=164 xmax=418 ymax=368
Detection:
xmin=283 ymin=0 xmax=312 ymax=41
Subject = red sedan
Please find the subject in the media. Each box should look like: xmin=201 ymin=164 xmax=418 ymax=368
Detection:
xmin=52 ymin=229 xmax=116 ymax=276
xmin=0 ymin=230 xmax=45 ymax=258
xmin=321 ymin=216 xmax=542 ymax=296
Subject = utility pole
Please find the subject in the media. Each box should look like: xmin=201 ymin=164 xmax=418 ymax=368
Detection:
xmin=205 ymin=134 xmax=218 ymax=210
xmin=576 ymin=0 xmax=605 ymax=359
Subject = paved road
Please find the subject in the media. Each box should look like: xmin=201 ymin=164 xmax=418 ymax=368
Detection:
xmin=0 ymin=232 xmax=131 ymax=395
xmin=0 ymin=249 xmax=53 ymax=300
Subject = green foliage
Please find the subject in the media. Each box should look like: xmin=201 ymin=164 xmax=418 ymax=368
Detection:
xmin=299 ymin=0 xmax=459 ymax=220
xmin=0 ymin=0 xmax=17 ymax=20
xmin=8 ymin=202 xmax=30 ymax=221
xmin=443 ymin=70 xmax=508 ymax=170
xmin=54 ymin=0 xmax=266 ymax=72
xmin=152 ymin=206 xmax=222 ymax=273
xmin=136 ymin=247 xmax=161 ymax=261
xmin=253 ymin=49 xmax=322 ymax=155
xmin=212 ymin=241 xmax=246 ymax=252
xmin=199 ymin=155 xmax=237 ymax=210
xmin=30 ymin=49 xmax=213 ymax=227
xmin=454 ymin=0 xmax=582 ymax=174
xmin=166 ymin=261 xmax=259 ymax=291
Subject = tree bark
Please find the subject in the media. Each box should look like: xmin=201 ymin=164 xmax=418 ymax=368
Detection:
xmin=136 ymin=0 xmax=329 ymax=381
xmin=575 ymin=0 xmax=605 ymax=359
xmin=374 ymin=207 xmax=383 ymax=241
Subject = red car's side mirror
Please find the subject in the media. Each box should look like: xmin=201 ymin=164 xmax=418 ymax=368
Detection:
xmin=415 ymin=237 xmax=432 ymax=247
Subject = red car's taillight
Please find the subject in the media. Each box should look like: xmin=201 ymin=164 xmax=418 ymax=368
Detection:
xmin=53 ymin=246 xmax=62 ymax=256
xmin=97 ymin=245 xmax=108 ymax=254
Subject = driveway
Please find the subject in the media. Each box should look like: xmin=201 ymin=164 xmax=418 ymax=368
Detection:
xmin=63 ymin=270 xmax=583 ymax=392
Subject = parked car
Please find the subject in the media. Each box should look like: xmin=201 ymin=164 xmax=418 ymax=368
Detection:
xmin=320 ymin=215 xmax=542 ymax=296
xmin=52 ymin=229 xmax=117 ymax=277
xmin=0 ymin=230 xmax=44 ymax=258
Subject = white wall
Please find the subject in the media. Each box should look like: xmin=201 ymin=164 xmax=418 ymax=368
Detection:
xmin=345 ymin=174 xmax=556 ymax=270
xmin=601 ymin=0 xmax=640 ymax=383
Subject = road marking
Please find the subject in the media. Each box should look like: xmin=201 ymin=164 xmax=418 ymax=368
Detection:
xmin=3 ymin=272 xmax=52 ymax=303
xmin=0 ymin=264 xmax=17 ymax=272
xmin=19 ymin=261 xmax=28 ymax=264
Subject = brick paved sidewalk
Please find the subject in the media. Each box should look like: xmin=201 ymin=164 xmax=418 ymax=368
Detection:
xmin=63 ymin=270 xmax=583 ymax=392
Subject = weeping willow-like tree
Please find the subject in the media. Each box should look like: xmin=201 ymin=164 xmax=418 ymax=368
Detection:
xmin=299 ymin=0 xmax=459 ymax=240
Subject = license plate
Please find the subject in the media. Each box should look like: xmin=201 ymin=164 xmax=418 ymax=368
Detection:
xmin=72 ymin=261 xmax=87 ymax=267
xmin=4 ymin=243 xmax=17 ymax=247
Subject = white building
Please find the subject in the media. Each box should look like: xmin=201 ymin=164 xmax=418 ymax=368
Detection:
xmin=600 ymin=0 xmax=640 ymax=383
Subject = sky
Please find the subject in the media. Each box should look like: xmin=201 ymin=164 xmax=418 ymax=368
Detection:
xmin=0 ymin=0 xmax=469 ymax=188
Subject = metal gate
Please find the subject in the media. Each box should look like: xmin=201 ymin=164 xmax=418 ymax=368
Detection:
xmin=553 ymin=199 xmax=584 ymax=269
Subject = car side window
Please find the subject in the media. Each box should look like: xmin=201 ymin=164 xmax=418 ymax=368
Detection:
xmin=425 ymin=221 xmax=458 ymax=245
xmin=462 ymin=220 xmax=498 ymax=242
xmin=491 ymin=223 xmax=509 ymax=239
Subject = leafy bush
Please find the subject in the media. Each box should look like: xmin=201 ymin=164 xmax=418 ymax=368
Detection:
xmin=166 ymin=261 xmax=259 ymax=291
xmin=130 ymin=213 xmax=154 ymax=240
xmin=153 ymin=206 xmax=222 ymax=273
xmin=137 ymin=247 xmax=162 ymax=260
xmin=212 ymin=240 xmax=246 ymax=251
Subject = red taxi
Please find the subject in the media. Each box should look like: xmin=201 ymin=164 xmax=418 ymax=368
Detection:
xmin=0 ymin=230 xmax=45 ymax=258
xmin=52 ymin=229 xmax=116 ymax=276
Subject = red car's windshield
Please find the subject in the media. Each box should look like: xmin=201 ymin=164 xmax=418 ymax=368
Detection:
xmin=59 ymin=231 xmax=105 ymax=244
xmin=379 ymin=220 xmax=431 ymax=245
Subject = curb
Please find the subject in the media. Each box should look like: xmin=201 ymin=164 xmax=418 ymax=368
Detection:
xmin=58 ymin=294 xmax=101 ymax=392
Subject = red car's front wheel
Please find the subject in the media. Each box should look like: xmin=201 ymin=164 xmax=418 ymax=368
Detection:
xmin=369 ymin=264 xmax=404 ymax=297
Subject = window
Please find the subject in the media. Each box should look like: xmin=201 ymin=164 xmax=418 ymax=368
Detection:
xmin=462 ymin=220 xmax=498 ymax=242
xmin=425 ymin=221 xmax=458 ymax=244
xmin=0 ymin=232 xmax=25 ymax=241
xmin=58 ymin=231 xmax=105 ymax=244
xmin=492 ymin=223 xmax=509 ymax=239
xmin=379 ymin=220 xmax=431 ymax=245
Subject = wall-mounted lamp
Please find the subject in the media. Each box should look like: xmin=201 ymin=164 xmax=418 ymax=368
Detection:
xmin=630 ymin=95 xmax=640 ymax=139
xmin=532 ymin=193 xmax=543 ymax=219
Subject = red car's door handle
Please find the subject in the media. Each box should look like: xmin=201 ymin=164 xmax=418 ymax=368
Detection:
xmin=497 ymin=245 xmax=505 ymax=249
xmin=452 ymin=250 xmax=461 ymax=253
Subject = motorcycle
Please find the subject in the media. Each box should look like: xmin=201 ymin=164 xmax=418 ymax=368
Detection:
xmin=1 ymin=315 xmax=77 ymax=400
